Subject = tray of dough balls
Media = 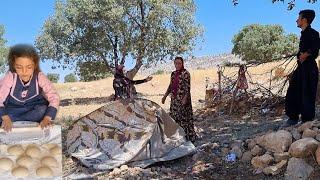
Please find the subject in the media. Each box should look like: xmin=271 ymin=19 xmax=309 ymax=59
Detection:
xmin=0 ymin=124 xmax=62 ymax=179
xmin=0 ymin=143 xmax=62 ymax=180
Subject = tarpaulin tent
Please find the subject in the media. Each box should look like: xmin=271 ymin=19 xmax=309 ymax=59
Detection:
xmin=66 ymin=98 xmax=195 ymax=170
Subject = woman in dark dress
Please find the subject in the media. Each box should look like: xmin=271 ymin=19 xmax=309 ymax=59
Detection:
xmin=113 ymin=65 xmax=152 ymax=100
xmin=162 ymin=57 xmax=196 ymax=142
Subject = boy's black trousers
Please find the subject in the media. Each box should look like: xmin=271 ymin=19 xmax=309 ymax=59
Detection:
xmin=285 ymin=59 xmax=319 ymax=122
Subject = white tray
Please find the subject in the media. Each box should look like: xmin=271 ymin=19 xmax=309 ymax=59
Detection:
xmin=0 ymin=125 xmax=61 ymax=145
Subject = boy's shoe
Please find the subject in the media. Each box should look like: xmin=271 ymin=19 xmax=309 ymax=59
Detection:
xmin=279 ymin=119 xmax=299 ymax=129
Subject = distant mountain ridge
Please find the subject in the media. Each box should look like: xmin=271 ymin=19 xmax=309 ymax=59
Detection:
xmin=138 ymin=53 xmax=243 ymax=75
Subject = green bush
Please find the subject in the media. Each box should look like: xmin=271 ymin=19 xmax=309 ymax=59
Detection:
xmin=232 ymin=24 xmax=298 ymax=64
xmin=64 ymin=73 xmax=78 ymax=83
xmin=76 ymin=61 xmax=112 ymax=82
xmin=153 ymin=70 xmax=165 ymax=75
xmin=47 ymin=73 xmax=59 ymax=83
xmin=223 ymin=61 xmax=240 ymax=67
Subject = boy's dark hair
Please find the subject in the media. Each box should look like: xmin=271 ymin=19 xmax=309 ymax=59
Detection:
xmin=299 ymin=9 xmax=316 ymax=25
xmin=8 ymin=44 xmax=41 ymax=73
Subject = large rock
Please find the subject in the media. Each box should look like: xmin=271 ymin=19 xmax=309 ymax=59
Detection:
xmin=251 ymin=145 xmax=263 ymax=156
xmin=297 ymin=121 xmax=314 ymax=133
xmin=285 ymin=158 xmax=314 ymax=180
xmin=288 ymin=138 xmax=319 ymax=157
xmin=241 ymin=151 xmax=252 ymax=163
xmin=251 ymin=154 xmax=274 ymax=169
xmin=263 ymin=159 xmax=287 ymax=176
xmin=256 ymin=130 xmax=292 ymax=153
xmin=273 ymin=152 xmax=290 ymax=163
xmin=301 ymin=128 xmax=317 ymax=138
xmin=315 ymin=134 xmax=320 ymax=141
xmin=246 ymin=139 xmax=256 ymax=150
xmin=316 ymin=145 xmax=320 ymax=165
xmin=291 ymin=129 xmax=301 ymax=140
xmin=312 ymin=127 xmax=319 ymax=132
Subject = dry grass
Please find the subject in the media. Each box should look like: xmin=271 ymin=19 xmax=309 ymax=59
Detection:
xmin=54 ymin=59 xmax=309 ymax=120
xmin=56 ymin=104 xmax=104 ymax=120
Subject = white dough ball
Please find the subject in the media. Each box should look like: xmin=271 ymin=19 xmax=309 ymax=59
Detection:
xmin=41 ymin=156 xmax=58 ymax=167
xmin=50 ymin=146 xmax=62 ymax=155
xmin=7 ymin=145 xmax=24 ymax=156
xmin=16 ymin=155 xmax=33 ymax=167
xmin=11 ymin=166 xmax=29 ymax=177
xmin=25 ymin=145 xmax=41 ymax=158
xmin=36 ymin=166 xmax=53 ymax=177
xmin=0 ymin=157 xmax=13 ymax=170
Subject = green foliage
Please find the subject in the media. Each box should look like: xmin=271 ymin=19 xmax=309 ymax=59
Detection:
xmin=64 ymin=73 xmax=78 ymax=83
xmin=223 ymin=61 xmax=240 ymax=67
xmin=35 ymin=0 xmax=203 ymax=79
xmin=0 ymin=25 xmax=8 ymax=73
xmin=47 ymin=73 xmax=60 ymax=83
xmin=76 ymin=61 xmax=112 ymax=82
xmin=232 ymin=24 xmax=299 ymax=64
xmin=153 ymin=69 xmax=165 ymax=75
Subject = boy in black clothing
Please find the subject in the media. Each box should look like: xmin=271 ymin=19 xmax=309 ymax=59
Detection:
xmin=284 ymin=9 xmax=320 ymax=127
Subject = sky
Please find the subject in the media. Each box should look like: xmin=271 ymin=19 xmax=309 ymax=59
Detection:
xmin=0 ymin=0 xmax=319 ymax=81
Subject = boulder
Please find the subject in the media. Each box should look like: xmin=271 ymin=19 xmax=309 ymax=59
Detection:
xmin=288 ymin=138 xmax=319 ymax=157
xmin=256 ymin=130 xmax=292 ymax=153
xmin=285 ymin=158 xmax=313 ymax=180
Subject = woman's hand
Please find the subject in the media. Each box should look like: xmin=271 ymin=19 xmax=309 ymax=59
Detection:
xmin=40 ymin=116 xmax=52 ymax=129
xmin=146 ymin=76 xmax=153 ymax=82
xmin=1 ymin=115 xmax=12 ymax=132
xmin=162 ymin=95 xmax=167 ymax=104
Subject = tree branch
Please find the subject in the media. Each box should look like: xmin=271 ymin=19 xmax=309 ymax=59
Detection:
xmin=98 ymin=51 xmax=114 ymax=74
xmin=106 ymin=33 xmax=119 ymax=67
xmin=126 ymin=11 xmax=142 ymax=27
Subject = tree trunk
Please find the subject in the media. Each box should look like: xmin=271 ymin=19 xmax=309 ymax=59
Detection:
xmin=125 ymin=0 xmax=145 ymax=80
xmin=126 ymin=57 xmax=143 ymax=80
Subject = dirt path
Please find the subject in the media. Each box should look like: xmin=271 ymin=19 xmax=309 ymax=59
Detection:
xmin=143 ymin=113 xmax=286 ymax=180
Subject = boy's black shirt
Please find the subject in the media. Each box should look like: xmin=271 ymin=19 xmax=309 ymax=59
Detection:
xmin=298 ymin=25 xmax=320 ymax=61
